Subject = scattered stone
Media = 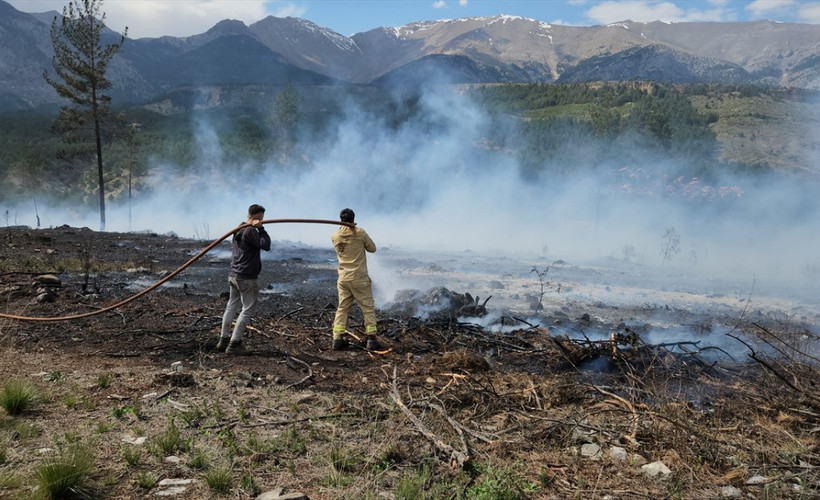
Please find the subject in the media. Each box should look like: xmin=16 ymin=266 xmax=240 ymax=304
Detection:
xmin=155 ymin=486 xmax=187 ymax=496
xmin=257 ymin=489 xmax=283 ymax=500
xmin=720 ymin=485 xmax=742 ymax=497
xmin=581 ymin=443 xmax=602 ymax=459
xmin=608 ymin=446 xmax=628 ymax=460
xmin=158 ymin=479 xmax=195 ymax=486
xmin=746 ymin=475 xmax=769 ymax=485
xmin=642 ymin=461 xmax=671 ymax=477
xmin=122 ymin=436 xmax=147 ymax=445
xmin=256 ymin=489 xmax=309 ymax=500
xmin=163 ymin=456 xmax=182 ymax=464
xmin=35 ymin=274 xmax=62 ymax=286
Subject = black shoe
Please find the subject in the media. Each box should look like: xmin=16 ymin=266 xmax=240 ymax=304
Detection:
xmin=215 ymin=337 xmax=230 ymax=352
xmin=225 ymin=340 xmax=248 ymax=355
xmin=332 ymin=337 xmax=349 ymax=351
xmin=365 ymin=335 xmax=382 ymax=350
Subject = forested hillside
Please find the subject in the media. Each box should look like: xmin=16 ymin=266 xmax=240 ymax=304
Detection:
xmin=1 ymin=82 xmax=818 ymax=211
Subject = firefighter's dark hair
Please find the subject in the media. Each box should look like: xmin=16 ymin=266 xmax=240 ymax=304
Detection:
xmin=340 ymin=208 xmax=355 ymax=223
xmin=248 ymin=204 xmax=266 ymax=216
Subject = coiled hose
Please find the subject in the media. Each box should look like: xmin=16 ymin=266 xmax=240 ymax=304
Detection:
xmin=0 ymin=218 xmax=352 ymax=322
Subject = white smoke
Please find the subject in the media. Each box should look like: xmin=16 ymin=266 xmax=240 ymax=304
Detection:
xmin=7 ymin=83 xmax=820 ymax=320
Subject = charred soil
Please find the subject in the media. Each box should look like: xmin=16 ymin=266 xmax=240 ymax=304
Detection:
xmin=0 ymin=225 xmax=818 ymax=499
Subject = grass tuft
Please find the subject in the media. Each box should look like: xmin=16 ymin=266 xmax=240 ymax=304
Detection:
xmin=0 ymin=381 xmax=38 ymax=416
xmin=34 ymin=445 xmax=95 ymax=500
xmin=135 ymin=471 xmax=157 ymax=490
xmin=204 ymin=464 xmax=233 ymax=492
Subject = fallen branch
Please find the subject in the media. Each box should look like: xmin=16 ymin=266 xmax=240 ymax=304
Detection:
xmin=240 ymin=412 xmax=356 ymax=429
xmin=428 ymin=402 xmax=495 ymax=443
xmin=285 ymin=356 xmax=313 ymax=389
xmin=388 ymin=365 xmax=470 ymax=468
xmin=591 ymin=384 xmax=639 ymax=442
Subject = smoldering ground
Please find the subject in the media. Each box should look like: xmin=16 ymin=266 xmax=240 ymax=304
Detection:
xmin=6 ymin=84 xmax=820 ymax=325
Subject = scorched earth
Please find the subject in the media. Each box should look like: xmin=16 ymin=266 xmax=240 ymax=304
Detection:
xmin=0 ymin=225 xmax=818 ymax=499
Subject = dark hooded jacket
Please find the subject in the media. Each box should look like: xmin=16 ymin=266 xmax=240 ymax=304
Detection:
xmin=229 ymin=225 xmax=271 ymax=279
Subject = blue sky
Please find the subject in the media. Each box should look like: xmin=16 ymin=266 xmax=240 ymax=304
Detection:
xmin=8 ymin=0 xmax=820 ymax=38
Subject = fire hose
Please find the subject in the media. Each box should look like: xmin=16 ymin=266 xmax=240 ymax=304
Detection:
xmin=0 ymin=218 xmax=353 ymax=322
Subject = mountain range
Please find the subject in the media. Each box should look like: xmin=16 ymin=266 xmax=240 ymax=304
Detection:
xmin=1 ymin=0 xmax=819 ymax=111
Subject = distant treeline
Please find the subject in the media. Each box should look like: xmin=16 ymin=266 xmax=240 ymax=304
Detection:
xmin=472 ymin=82 xmax=770 ymax=180
xmin=0 ymin=82 xmax=787 ymax=206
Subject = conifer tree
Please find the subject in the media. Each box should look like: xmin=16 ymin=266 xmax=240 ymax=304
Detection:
xmin=44 ymin=0 xmax=126 ymax=231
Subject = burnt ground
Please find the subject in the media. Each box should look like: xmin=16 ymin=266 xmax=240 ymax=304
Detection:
xmin=0 ymin=225 xmax=818 ymax=499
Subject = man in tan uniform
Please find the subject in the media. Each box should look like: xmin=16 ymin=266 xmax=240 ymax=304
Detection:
xmin=331 ymin=208 xmax=380 ymax=351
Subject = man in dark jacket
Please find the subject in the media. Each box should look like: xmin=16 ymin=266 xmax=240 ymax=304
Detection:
xmin=217 ymin=204 xmax=271 ymax=354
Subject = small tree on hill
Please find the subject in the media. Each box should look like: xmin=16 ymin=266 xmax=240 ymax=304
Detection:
xmin=44 ymin=0 xmax=126 ymax=231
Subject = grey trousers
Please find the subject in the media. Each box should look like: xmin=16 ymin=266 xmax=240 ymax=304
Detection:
xmin=220 ymin=276 xmax=259 ymax=341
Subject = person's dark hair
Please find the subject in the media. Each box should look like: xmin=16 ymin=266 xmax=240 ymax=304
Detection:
xmin=340 ymin=208 xmax=355 ymax=223
xmin=248 ymin=204 xmax=266 ymax=216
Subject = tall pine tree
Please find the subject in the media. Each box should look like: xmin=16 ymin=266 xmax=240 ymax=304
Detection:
xmin=44 ymin=0 xmax=126 ymax=231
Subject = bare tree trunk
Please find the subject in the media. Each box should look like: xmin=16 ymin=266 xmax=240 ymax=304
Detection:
xmin=93 ymin=103 xmax=105 ymax=231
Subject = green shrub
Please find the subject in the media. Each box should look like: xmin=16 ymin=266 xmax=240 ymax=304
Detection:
xmin=188 ymin=448 xmax=208 ymax=470
xmin=204 ymin=465 xmax=233 ymax=492
xmin=466 ymin=463 xmax=537 ymax=500
xmin=154 ymin=420 xmax=181 ymax=454
xmin=121 ymin=446 xmax=141 ymax=466
xmin=96 ymin=374 xmax=112 ymax=388
xmin=0 ymin=381 xmax=38 ymax=416
xmin=135 ymin=472 xmax=157 ymax=490
xmin=34 ymin=445 xmax=94 ymax=500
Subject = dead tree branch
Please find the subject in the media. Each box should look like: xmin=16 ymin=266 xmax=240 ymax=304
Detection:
xmin=388 ymin=365 xmax=470 ymax=468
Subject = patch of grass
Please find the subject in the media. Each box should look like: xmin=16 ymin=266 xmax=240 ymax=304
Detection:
xmin=34 ymin=445 xmax=95 ymax=500
xmin=8 ymin=421 xmax=42 ymax=440
xmin=321 ymin=470 xmax=353 ymax=488
xmin=154 ymin=420 xmax=181 ymax=454
xmin=135 ymin=471 xmax=157 ymax=490
xmin=330 ymin=445 xmax=357 ymax=473
xmin=238 ymin=402 xmax=250 ymax=422
xmin=210 ymin=400 xmax=224 ymax=422
xmin=204 ymin=464 xmax=233 ymax=493
xmin=43 ymin=370 xmax=66 ymax=383
xmin=62 ymin=393 xmax=79 ymax=409
xmin=284 ymin=427 xmax=306 ymax=455
xmin=0 ymin=381 xmax=38 ymax=416
xmin=395 ymin=464 xmax=431 ymax=499
xmin=62 ymin=431 xmax=80 ymax=444
xmin=112 ymin=400 xmax=143 ymax=420
xmin=243 ymin=433 xmax=279 ymax=464
xmin=466 ymin=462 xmax=538 ymax=500
xmin=372 ymin=443 xmax=404 ymax=472
xmin=178 ymin=404 xmax=205 ymax=428
xmin=0 ymin=471 xmax=22 ymax=489
xmin=239 ymin=473 xmax=260 ymax=496
xmin=96 ymin=374 xmax=112 ymax=388
xmin=96 ymin=422 xmax=112 ymax=434
xmin=121 ymin=446 xmax=141 ymax=466
xmin=188 ymin=448 xmax=208 ymax=470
